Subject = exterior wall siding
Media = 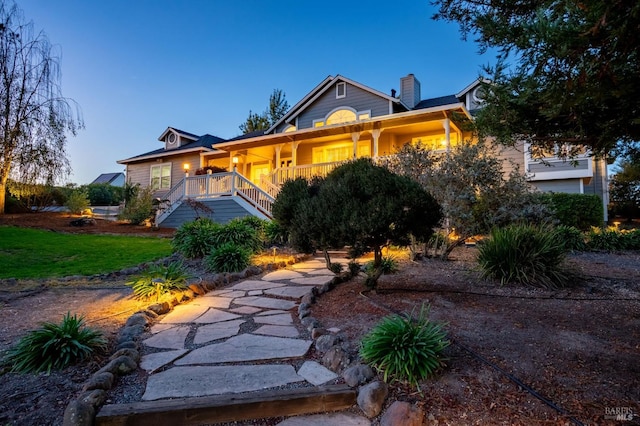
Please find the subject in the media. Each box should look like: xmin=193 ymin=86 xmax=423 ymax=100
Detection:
xmin=296 ymin=83 xmax=390 ymax=129
xmin=159 ymin=198 xmax=253 ymax=228
xmin=531 ymin=179 xmax=582 ymax=193
xmin=124 ymin=153 xmax=202 ymax=197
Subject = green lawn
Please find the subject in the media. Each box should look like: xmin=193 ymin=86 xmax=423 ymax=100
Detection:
xmin=0 ymin=226 xmax=173 ymax=279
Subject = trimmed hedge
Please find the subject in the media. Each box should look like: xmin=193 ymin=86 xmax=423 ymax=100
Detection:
xmin=541 ymin=193 xmax=604 ymax=231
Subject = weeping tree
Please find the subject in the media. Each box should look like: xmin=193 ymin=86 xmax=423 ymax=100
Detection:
xmin=273 ymin=159 xmax=442 ymax=288
xmin=0 ymin=1 xmax=82 ymax=214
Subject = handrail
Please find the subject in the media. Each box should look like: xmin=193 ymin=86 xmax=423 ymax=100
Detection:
xmin=157 ymin=171 xmax=274 ymax=224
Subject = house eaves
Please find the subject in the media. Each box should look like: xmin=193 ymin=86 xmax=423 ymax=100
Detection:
xmin=456 ymin=78 xmax=491 ymax=99
xmin=118 ymin=146 xmax=221 ymax=164
xmin=210 ymin=102 xmax=471 ymax=153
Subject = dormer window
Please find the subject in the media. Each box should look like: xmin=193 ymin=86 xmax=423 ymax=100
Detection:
xmin=167 ymin=132 xmax=177 ymax=145
xmin=336 ymin=82 xmax=346 ymax=99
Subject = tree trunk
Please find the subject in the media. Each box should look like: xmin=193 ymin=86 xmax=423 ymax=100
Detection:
xmin=0 ymin=174 xmax=8 ymax=214
xmin=440 ymin=235 xmax=465 ymax=260
xmin=323 ymin=249 xmax=332 ymax=270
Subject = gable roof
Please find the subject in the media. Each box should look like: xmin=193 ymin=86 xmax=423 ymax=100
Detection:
xmin=266 ymin=75 xmax=406 ymax=134
xmin=118 ymin=133 xmax=225 ymax=164
xmin=158 ymin=126 xmax=200 ymax=142
xmin=414 ymin=95 xmax=461 ymax=110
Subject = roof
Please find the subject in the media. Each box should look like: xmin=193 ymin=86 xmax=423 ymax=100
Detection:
xmin=414 ymin=95 xmax=461 ymax=110
xmin=118 ymin=133 xmax=225 ymax=164
xmin=158 ymin=127 xmax=200 ymax=141
xmin=91 ymin=172 xmax=124 ymax=184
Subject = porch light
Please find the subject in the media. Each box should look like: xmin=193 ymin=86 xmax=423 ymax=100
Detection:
xmin=183 ymin=163 xmax=190 ymax=173
xmin=232 ymin=156 xmax=239 ymax=164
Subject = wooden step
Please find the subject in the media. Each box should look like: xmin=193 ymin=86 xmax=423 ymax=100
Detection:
xmin=95 ymin=384 xmax=356 ymax=426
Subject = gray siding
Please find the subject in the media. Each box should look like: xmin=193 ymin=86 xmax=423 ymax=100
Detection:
xmin=296 ymin=83 xmax=389 ymax=129
xmin=159 ymin=198 xmax=254 ymax=228
xmin=124 ymin=153 xmax=202 ymax=197
xmin=528 ymin=159 xmax=589 ymax=173
xmin=495 ymin=143 xmax=525 ymax=176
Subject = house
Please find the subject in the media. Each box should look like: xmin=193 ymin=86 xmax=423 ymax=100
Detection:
xmin=118 ymin=74 xmax=609 ymax=227
xmin=91 ymin=172 xmax=125 ymax=186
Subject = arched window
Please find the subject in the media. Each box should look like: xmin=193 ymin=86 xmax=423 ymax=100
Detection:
xmin=325 ymin=108 xmax=357 ymax=125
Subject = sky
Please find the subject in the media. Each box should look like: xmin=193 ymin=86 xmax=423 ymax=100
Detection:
xmin=16 ymin=0 xmax=494 ymax=185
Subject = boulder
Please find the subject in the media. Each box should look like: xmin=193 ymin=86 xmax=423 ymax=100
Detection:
xmin=380 ymin=401 xmax=425 ymax=426
xmin=322 ymin=346 xmax=350 ymax=372
xmin=82 ymin=372 xmax=114 ymax=391
xmin=357 ymin=381 xmax=389 ymax=418
xmin=342 ymin=364 xmax=375 ymax=387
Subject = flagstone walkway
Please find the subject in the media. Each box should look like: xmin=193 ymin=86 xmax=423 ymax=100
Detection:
xmin=138 ymin=257 xmax=370 ymax=425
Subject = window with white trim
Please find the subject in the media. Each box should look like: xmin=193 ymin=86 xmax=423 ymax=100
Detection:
xmin=312 ymin=142 xmax=371 ymax=163
xmin=336 ymin=82 xmax=346 ymax=99
xmin=150 ymin=163 xmax=172 ymax=190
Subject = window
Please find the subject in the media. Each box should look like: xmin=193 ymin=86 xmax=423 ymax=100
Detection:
xmin=150 ymin=163 xmax=172 ymax=190
xmin=283 ymin=125 xmax=296 ymax=133
xmin=336 ymin=82 xmax=346 ymax=99
xmin=325 ymin=109 xmax=356 ymax=125
xmin=313 ymin=142 xmax=371 ymax=163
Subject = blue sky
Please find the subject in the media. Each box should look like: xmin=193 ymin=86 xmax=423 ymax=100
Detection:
xmin=17 ymin=0 xmax=493 ymax=185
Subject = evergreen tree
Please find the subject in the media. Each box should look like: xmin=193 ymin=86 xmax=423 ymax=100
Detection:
xmin=239 ymin=89 xmax=289 ymax=134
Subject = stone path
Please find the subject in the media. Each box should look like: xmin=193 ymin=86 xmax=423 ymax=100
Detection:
xmin=138 ymin=257 xmax=371 ymax=425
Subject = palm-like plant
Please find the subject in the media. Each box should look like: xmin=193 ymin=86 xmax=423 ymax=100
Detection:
xmin=126 ymin=261 xmax=191 ymax=301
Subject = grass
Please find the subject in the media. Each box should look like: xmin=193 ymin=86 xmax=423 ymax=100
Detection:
xmin=0 ymin=226 xmax=172 ymax=279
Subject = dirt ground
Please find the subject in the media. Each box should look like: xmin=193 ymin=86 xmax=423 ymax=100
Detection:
xmin=1 ymin=212 xmax=639 ymax=425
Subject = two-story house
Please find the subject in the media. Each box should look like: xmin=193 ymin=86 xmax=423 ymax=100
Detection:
xmin=118 ymin=74 xmax=608 ymax=227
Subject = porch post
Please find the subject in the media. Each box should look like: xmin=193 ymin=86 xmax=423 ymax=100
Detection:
xmin=291 ymin=141 xmax=300 ymax=166
xmin=351 ymin=132 xmax=360 ymax=159
xmin=229 ymin=151 xmax=237 ymax=170
xmin=443 ymin=118 xmax=451 ymax=152
xmin=275 ymin=144 xmax=283 ymax=169
xmin=371 ymin=129 xmax=381 ymax=159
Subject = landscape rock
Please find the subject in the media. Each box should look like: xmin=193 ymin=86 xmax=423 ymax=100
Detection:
xmin=116 ymin=341 xmax=138 ymax=351
xmin=147 ymin=302 xmax=171 ymax=315
xmin=342 ymin=364 xmax=375 ymax=387
xmin=315 ymin=334 xmax=340 ymax=353
xmin=357 ymin=381 xmax=389 ymax=418
xmin=125 ymin=313 xmax=150 ymax=327
xmin=300 ymin=316 xmax=319 ymax=330
xmin=82 ymin=372 xmax=114 ymax=391
xmin=380 ymin=401 xmax=425 ymax=426
xmin=311 ymin=327 xmax=328 ymax=339
xmin=188 ymin=283 xmax=206 ymax=296
xmin=110 ymin=348 xmax=140 ymax=363
xmin=79 ymin=389 xmax=107 ymax=407
xmin=322 ymin=346 xmax=350 ymax=372
xmin=62 ymin=399 xmax=94 ymax=426
xmin=97 ymin=355 xmax=138 ymax=376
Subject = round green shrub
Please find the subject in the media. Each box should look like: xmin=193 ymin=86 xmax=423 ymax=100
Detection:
xmin=205 ymin=243 xmax=252 ymax=273
xmin=212 ymin=220 xmax=262 ymax=254
xmin=360 ymin=305 xmax=449 ymax=390
xmin=477 ymin=224 xmax=568 ymax=289
xmin=553 ymin=225 xmax=587 ymax=252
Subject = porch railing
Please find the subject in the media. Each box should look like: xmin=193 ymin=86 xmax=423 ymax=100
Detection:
xmin=269 ymin=161 xmax=346 ymax=185
xmin=156 ymin=170 xmax=274 ymax=224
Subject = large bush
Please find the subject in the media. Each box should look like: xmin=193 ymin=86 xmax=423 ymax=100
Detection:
xmin=85 ymin=183 xmax=124 ymax=206
xmin=541 ymin=193 xmax=604 ymax=230
xmin=119 ymin=186 xmax=155 ymax=225
xmin=205 ymin=243 xmax=252 ymax=273
xmin=477 ymin=224 xmax=568 ymax=289
xmin=65 ymin=189 xmax=90 ymax=214
xmin=215 ymin=218 xmax=264 ymax=253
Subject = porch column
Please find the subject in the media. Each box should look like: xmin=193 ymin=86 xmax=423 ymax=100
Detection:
xmin=291 ymin=141 xmax=301 ymax=166
xmin=371 ymin=129 xmax=381 ymax=159
xmin=443 ymin=118 xmax=451 ymax=152
xmin=351 ymin=132 xmax=361 ymax=159
xmin=274 ymin=144 xmax=284 ymax=169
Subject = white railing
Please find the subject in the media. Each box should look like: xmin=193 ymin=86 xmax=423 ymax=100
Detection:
xmin=260 ymin=175 xmax=281 ymax=198
xmin=270 ymin=161 xmax=345 ymax=185
xmin=156 ymin=171 xmax=274 ymax=224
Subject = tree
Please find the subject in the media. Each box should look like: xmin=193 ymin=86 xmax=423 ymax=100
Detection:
xmin=383 ymin=141 xmax=551 ymax=259
xmin=431 ymin=0 xmax=640 ymax=157
xmin=610 ymin=145 xmax=640 ymax=221
xmin=0 ymin=1 xmax=82 ymax=214
xmin=239 ymin=89 xmax=289 ymax=134
xmin=273 ymin=159 xmax=442 ymax=287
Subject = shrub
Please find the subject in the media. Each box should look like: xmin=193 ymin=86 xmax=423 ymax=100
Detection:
xmin=621 ymin=229 xmax=640 ymax=250
xmin=264 ymin=220 xmax=288 ymax=246
xmin=65 ymin=189 xmax=90 ymax=214
xmin=329 ymin=262 xmax=343 ymax=274
xmin=586 ymin=227 xmax=627 ymax=251
xmin=477 ymin=224 xmax=568 ymax=289
xmin=542 ymin=193 xmax=604 ymax=231
xmin=553 ymin=225 xmax=587 ymax=252
xmin=126 ymin=261 xmax=190 ymax=301
xmin=348 ymin=260 xmax=361 ymax=276
xmin=212 ymin=220 xmax=262 ymax=254
xmin=85 ymin=183 xmax=124 ymax=206
xmin=172 ymin=218 xmax=220 ymax=258
xmin=205 ymin=243 xmax=251 ymax=273
xmin=4 ymin=312 xmax=106 ymax=373
xmin=360 ymin=305 xmax=449 ymax=390
xmin=365 ymin=255 xmax=399 ymax=275
xmin=119 ymin=186 xmax=155 ymax=225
